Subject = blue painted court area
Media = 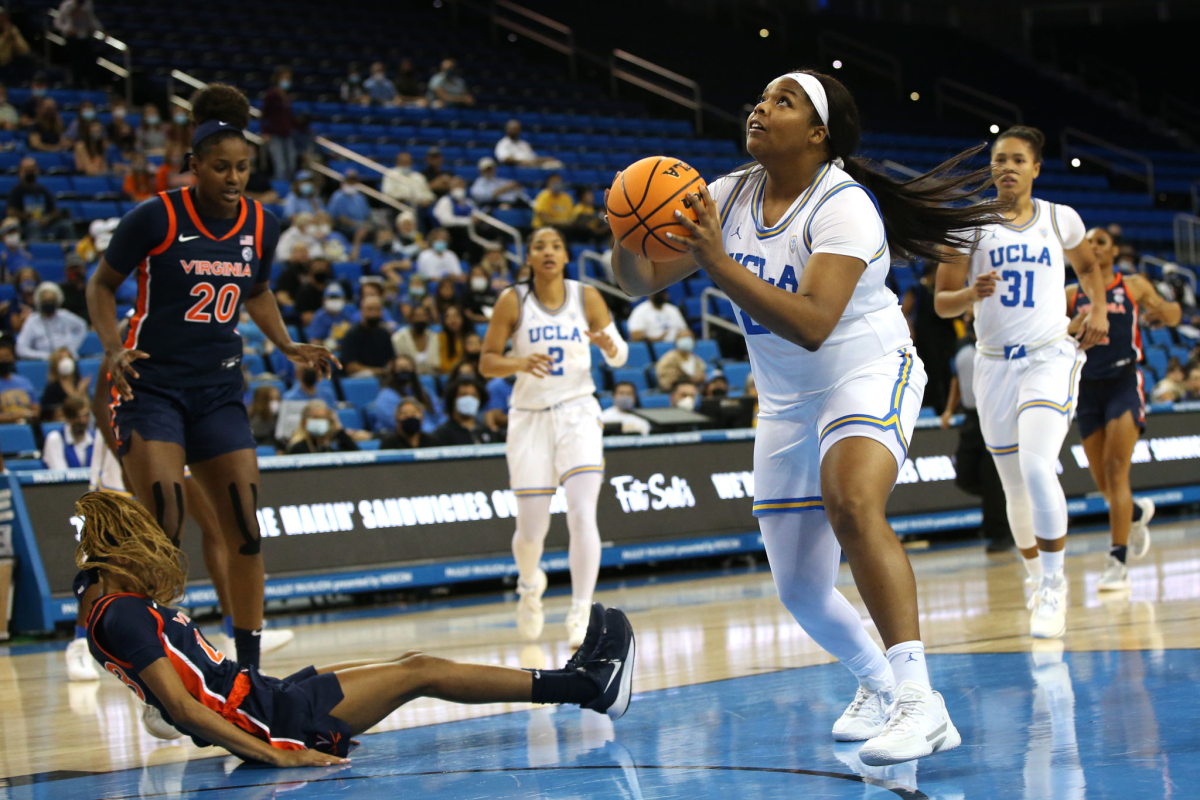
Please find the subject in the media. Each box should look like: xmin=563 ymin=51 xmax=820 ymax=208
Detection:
xmin=8 ymin=650 xmax=1192 ymax=799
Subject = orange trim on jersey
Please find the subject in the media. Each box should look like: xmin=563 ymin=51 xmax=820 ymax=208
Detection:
xmin=108 ymin=381 xmax=124 ymax=449
xmin=1107 ymin=273 xmax=1124 ymax=292
xmin=86 ymin=592 xmax=149 ymax=669
xmin=253 ymin=200 xmax=263 ymax=259
xmin=148 ymin=192 xmax=177 ymax=256
xmin=147 ymin=605 xmax=227 ymax=715
xmin=180 ymin=188 xmax=248 ymax=241
xmin=123 ymin=258 xmax=150 ymax=349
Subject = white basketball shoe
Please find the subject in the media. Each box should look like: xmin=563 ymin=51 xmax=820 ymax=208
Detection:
xmin=832 ymin=683 xmax=893 ymax=742
xmin=858 ymin=681 xmax=961 ymax=766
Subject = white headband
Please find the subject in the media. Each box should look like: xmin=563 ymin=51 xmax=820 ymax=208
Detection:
xmin=781 ymin=72 xmax=842 ymax=168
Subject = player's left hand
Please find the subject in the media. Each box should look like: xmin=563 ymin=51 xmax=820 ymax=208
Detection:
xmin=283 ymin=342 xmax=341 ymax=379
xmin=1077 ymin=306 xmax=1109 ymax=349
xmin=666 ymin=187 xmax=726 ymax=272
xmin=586 ymin=328 xmax=618 ymax=359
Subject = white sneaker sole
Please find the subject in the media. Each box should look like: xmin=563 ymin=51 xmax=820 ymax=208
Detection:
xmin=1097 ymin=579 xmax=1131 ymax=592
xmin=260 ymin=629 xmax=295 ymax=655
xmin=832 ymin=723 xmax=886 ymax=743
xmin=606 ymin=631 xmax=635 ymax=720
xmin=1030 ymin=615 xmax=1066 ymax=639
xmin=1130 ymin=498 xmax=1154 ymax=560
xmin=858 ymin=718 xmax=962 ymax=766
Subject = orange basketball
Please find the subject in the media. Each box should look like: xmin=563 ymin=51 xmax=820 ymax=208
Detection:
xmin=606 ymin=156 xmax=707 ymax=261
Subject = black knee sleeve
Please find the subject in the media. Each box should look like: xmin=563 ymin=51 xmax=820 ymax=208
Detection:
xmin=229 ymin=483 xmax=261 ymax=556
xmin=151 ymin=481 xmax=185 ymax=547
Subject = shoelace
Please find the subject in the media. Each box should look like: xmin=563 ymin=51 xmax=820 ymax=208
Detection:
xmin=1035 ymin=585 xmax=1062 ymax=615
xmin=844 ymin=686 xmax=872 ymax=715
xmin=879 ymin=693 xmax=926 ymax=736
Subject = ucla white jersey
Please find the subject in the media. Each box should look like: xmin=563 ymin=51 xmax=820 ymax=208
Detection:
xmin=966 ymin=198 xmax=1086 ymax=350
xmin=509 ymin=279 xmax=596 ymax=410
xmin=711 ymin=162 xmax=911 ymax=414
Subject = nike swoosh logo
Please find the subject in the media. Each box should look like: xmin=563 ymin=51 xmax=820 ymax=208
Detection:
xmin=218 ymin=121 xmax=228 ymax=126
xmin=603 ymin=660 xmax=623 ymax=693
xmin=178 ymin=234 xmax=200 ymax=242
xmin=251 ymin=631 xmax=261 ymax=637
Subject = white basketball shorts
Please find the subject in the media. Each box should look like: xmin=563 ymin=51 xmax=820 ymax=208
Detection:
xmin=506 ymin=395 xmax=604 ymax=496
xmin=751 ymin=347 xmax=927 ymax=518
xmin=974 ymin=338 xmax=1085 ymax=458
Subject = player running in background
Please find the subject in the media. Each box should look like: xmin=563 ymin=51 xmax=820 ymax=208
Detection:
xmin=937 ymin=126 xmax=1110 ymax=639
xmin=76 ymin=491 xmax=635 ymax=764
xmin=611 ymin=69 xmax=1005 ymax=765
xmin=85 ymin=83 xmax=336 ymax=672
xmin=1068 ymin=227 xmax=1179 ymax=590
xmin=480 ymin=228 xmax=628 ymax=648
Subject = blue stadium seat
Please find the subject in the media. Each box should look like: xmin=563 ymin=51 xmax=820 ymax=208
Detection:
xmin=333 ymin=261 xmax=363 ymax=282
xmin=78 ymin=201 xmax=121 ymax=221
xmin=41 ymin=176 xmax=72 ymax=197
xmin=78 ymin=330 xmax=103 ymax=356
xmin=256 ymin=445 xmax=277 ymax=458
xmin=625 ymin=341 xmax=652 ymax=369
xmin=6 ymin=458 xmax=45 ymax=471
xmin=341 ymin=377 xmax=380 ymax=409
xmin=0 ymin=424 xmax=36 ymax=455
xmin=491 ymin=208 xmax=532 ymax=229
xmin=722 ymin=362 xmax=753 ymax=389
xmin=640 ymin=393 xmax=671 ymax=409
xmin=358 ymin=438 xmax=381 ymax=451
xmin=243 ymin=353 xmax=266 ymax=375
xmin=612 ymin=367 xmax=648 ymax=391
xmin=693 ymin=339 xmax=720 ymax=363
xmin=16 ymin=360 xmax=47 ymax=393
xmin=1142 ymin=347 xmax=1168 ymax=378
xmin=336 ymin=407 xmax=362 ymax=431
xmin=29 ymin=242 xmax=64 ymax=260
xmin=72 ymin=176 xmax=110 ymax=196
xmin=77 ymin=357 xmax=103 ymax=383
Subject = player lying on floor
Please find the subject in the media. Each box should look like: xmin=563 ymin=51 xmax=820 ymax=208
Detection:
xmin=75 ymin=491 xmax=635 ymax=767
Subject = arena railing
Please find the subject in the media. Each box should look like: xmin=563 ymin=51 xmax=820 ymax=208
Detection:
xmin=610 ymin=49 xmax=705 ymax=136
xmin=576 ymin=250 xmax=634 ymax=304
xmin=1174 ymin=214 xmax=1200 ymax=267
xmin=42 ymin=9 xmax=133 ymax=109
xmin=1061 ymin=127 xmax=1155 ymax=199
xmin=700 ymin=287 xmax=743 ymax=339
xmin=489 ymin=0 xmax=577 ymax=80
xmin=816 ymin=30 xmax=903 ymax=101
xmin=934 ymin=78 xmax=1024 ymax=130
xmin=1140 ymin=255 xmax=1198 ymax=299
xmin=881 ymin=159 xmax=985 ymax=204
xmin=469 ymin=210 xmax=524 ymax=267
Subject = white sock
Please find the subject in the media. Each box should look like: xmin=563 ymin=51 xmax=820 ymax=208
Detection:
xmin=886 ymin=641 xmax=931 ymax=689
xmin=1041 ymin=548 xmax=1065 ymax=579
xmin=1023 ymin=553 xmax=1044 ymax=582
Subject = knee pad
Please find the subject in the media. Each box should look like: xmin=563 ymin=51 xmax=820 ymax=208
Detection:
xmin=151 ymin=481 xmax=184 ymax=546
xmin=228 ymin=483 xmax=261 ymax=556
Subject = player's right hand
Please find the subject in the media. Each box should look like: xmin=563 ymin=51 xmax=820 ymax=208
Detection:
xmin=971 ymin=270 xmax=1000 ymax=301
xmin=518 ymin=353 xmax=554 ymax=378
xmin=271 ymin=748 xmax=350 ymax=768
xmin=104 ymin=347 xmax=149 ymax=401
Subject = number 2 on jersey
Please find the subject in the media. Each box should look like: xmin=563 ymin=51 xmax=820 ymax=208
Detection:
xmin=185 ymin=282 xmax=241 ymax=323
xmin=1000 ymin=270 xmax=1036 ymax=308
xmin=548 ymin=346 xmax=564 ymax=376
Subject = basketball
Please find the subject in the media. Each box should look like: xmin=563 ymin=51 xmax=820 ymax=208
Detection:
xmin=606 ymin=156 xmax=708 ymax=261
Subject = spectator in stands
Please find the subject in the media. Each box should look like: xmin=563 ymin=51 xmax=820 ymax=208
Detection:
xmin=0 ymin=336 xmax=36 ymax=422
xmin=372 ymin=214 xmax=421 ymax=284
xmin=0 ymin=10 xmax=31 ymax=79
xmin=1185 ymin=364 xmax=1200 ymax=401
xmin=63 ymin=99 xmax=96 ymax=141
xmin=39 ymin=345 xmax=88 ymax=420
xmin=463 ymin=265 xmax=497 ymax=324
xmin=570 ymin=188 xmax=607 ymax=244
xmin=435 ymin=378 xmax=499 ymax=445
xmin=363 ymin=61 xmax=398 ymax=107
xmin=310 ymin=210 xmax=352 ymax=262
xmin=240 ymin=142 xmax=278 ymax=204
xmin=1152 ymin=359 xmax=1186 ymax=403
xmin=262 ymin=66 xmax=296 ymax=181
xmin=41 ymin=394 xmax=92 ymax=468
xmin=293 ymin=257 xmax=338 ymax=326
xmin=703 ymin=371 xmax=729 ymax=399
xmin=670 ymin=379 xmax=698 ymax=411
xmin=247 ymin=384 xmax=281 ymax=450
xmin=422 ymin=146 xmax=453 ymax=198
xmin=655 ymin=331 xmax=707 ymax=389
xmin=470 ymin=157 xmax=524 ymax=211
xmin=105 ymin=119 xmax=135 ymax=175
xmin=532 ymin=173 xmax=575 ymax=231
xmin=29 ymin=97 xmax=68 ymax=152
xmin=327 ymin=170 xmax=372 ymax=238
xmin=400 ymin=274 xmax=429 ymax=317
xmin=380 ymin=397 xmax=433 ymax=449
xmin=601 ymin=380 xmax=651 ymax=435
xmin=417 ymin=228 xmax=463 ymax=282
xmin=74 ymin=217 xmax=113 ymax=265
xmin=135 ymin=103 xmax=165 ymax=155
xmin=287 ymin=400 xmax=358 ymax=454
xmin=282 ymin=170 xmax=323 ymax=220
xmin=392 ymin=304 xmax=440 ymax=376
xmin=0 ymin=82 xmax=18 ymax=129
xmin=58 ymin=254 xmax=88 ymax=323
xmin=394 ymin=58 xmax=424 ymax=106
xmin=436 ymin=304 xmax=466 ymax=375
xmin=18 ymin=71 xmax=47 ymax=124
xmin=382 ymin=151 xmax=434 ymax=208
xmin=627 ymin=290 xmax=688 ymax=343
xmin=372 ymin=355 xmax=435 ymax=431
xmin=275 ymin=218 xmax=319 ymax=269
xmin=433 ymin=176 xmax=476 ymax=254
xmin=16 ymin=281 xmax=85 ymax=359
xmin=156 ymin=142 xmax=194 ymax=192
xmin=53 ymin=0 xmax=102 ymax=88
xmin=427 ymin=58 xmax=474 ymax=108
xmin=495 ymin=119 xmax=554 ymax=168
xmin=283 ymin=363 xmax=338 ymax=406
xmin=340 ymin=62 xmax=367 ymax=106
xmin=0 ymin=217 xmax=32 ymax=279
xmin=305 ymin=283 xmax=359 ymax=347
xmin=165 ymin=105 xmax=191 ymax=150
xmin=478 ymin=248 xmax=512 ymax=291
xmin=432 ymin=276 xmax=459 ymax=319
xmin=358 ymin=281 xmax=399 ymax=330
xmin=744 ymin=373 xmax=757 ymax=425
xmin=340 ymin=295 xmax=395 ymax=378
xmin=73 ymin=119 xmax=108 ymax=175
xmin=122 ymin=154 xmax=154 ymax=202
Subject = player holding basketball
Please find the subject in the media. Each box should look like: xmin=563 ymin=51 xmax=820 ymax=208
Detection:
xmin=76 ymin=491 xmax=635 ymax=764
xmin=481 ymin=228 xmax=628 ymax=648
xmin=85 ymin=84 xmax=336 ymax=672
xmin=610 ymin=69 xmax=1004 ymax=765
xmin=936 ymin=127 xmax=1109 ymax=639
xmin=1068 ymin=227 xmax=1179 ymax=590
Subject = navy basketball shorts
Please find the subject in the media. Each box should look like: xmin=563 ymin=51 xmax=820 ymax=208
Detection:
xmin=237 ymin=666 xmax=354 ymax=757
xmin=111 ymin=377 xmax=256 ymax=463
xmin=1076 ymin=371 xmax=1146 ymax=440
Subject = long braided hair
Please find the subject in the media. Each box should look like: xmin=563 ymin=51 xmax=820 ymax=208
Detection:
xmin=74 ymin=491 xmax=187 ymax=606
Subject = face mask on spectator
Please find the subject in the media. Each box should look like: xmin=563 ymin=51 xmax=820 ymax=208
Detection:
xmin=396 ymin=165 xmax=411 ymax=175
xmin=349 ymin=74 xmax=361 ymax=84
xmin=396 ymin=369 xmax=415 ymax=383
xmin=4 ymin=233 xmax=20 ymax=248
xmin=316 ymin=224 xmax=332 ymax=237
xmin=301 ymin=369 xmax=318 ymax=387
xmin=455 ymin=394 xmax=480 ymax=418
xmin=324 ymin=297 xmax=346 ymax=314
xmin=81 ymin=108 xmax=96 ymax=121
xmin=710 ymin=385 xmax=728 ymax=398
xmin=70 ymin=418 xmax=89 ymax=438
xmin=303 ymin=224 xmax=319 ymax=237
xmin=268 ymin=399 xmax=280 ymax=414
xmin=400 ymin=416 xmax=422 ymax=435
xmin=32 ymin=87 xmax=45 ymax=98
xmin=432 ymin=240 xmax=448 ymax=254
xmin=39 ymin=298 xmax=59 ymax=315
xmin=19 ymin=279 xmax=36 ymax=293
xmin=174 ymin=111 xmax=188 ymax=125
xmin=651 ymin=292 xmax=667 ymax=308
xmin=675 ymin=394 xmax=696 ymax=411
xmin=312 ymin=270 xmax=330 ymax=285
xmin=0 ymin=361 xmax=12 ymax=376
xmin=410 ymin=320 xmax=428 ymax=335
xmin=279 ymin=79 xmax=291 ymax=91
xmin=450 ymin=187 xmax=466 ymax=201
xmin=470 ymin=276 xmax=488 ymax=292
xmin=342 ymin=184 xmax=359 ymax=196
xmin=305 ymin=417 xmax=330 ymax=436
xmin=145 ymin=114 xmax=160 ymax=125
xmin=112 ymin=107 xmax=126 ymax=121
xmin=677 ymin=336 xmax=695 ymax=353
xmin=22 ymin=171 xmax=36 ymax=184
xmin=299 ymin=182 xmax=314 ymax=197
xmin=58 ymin=357 xmax=74 ymax=376
xmin=615 ymin=394 xmax=635 ymax=411
xmin=409 ymin=285 xmax=426 ymax=298
xmin=364 ymin=316 xmax=382 ymax=328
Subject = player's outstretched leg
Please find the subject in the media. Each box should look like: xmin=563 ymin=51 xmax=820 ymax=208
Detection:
xmin=820 ymin=437 xmax=960 ymax=765
xmin=563 ymin=472 xmax=603 ymax=648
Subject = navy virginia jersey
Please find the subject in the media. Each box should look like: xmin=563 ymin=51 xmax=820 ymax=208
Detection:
xmin=104 ymin=189 xmax=280 ymax=387
xmin=1072 ymin=274 xmax=1142 ymax=380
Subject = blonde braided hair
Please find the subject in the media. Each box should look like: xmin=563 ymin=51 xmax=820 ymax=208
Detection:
xmin=74 ymin=491 xmax=187 ymax=605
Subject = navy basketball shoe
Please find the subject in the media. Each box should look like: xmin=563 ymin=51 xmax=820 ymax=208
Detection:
xmin=565 ymin=602 xmax=606 ymax=672
xmin=582 ymin=607 xmax=636 ymax=720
